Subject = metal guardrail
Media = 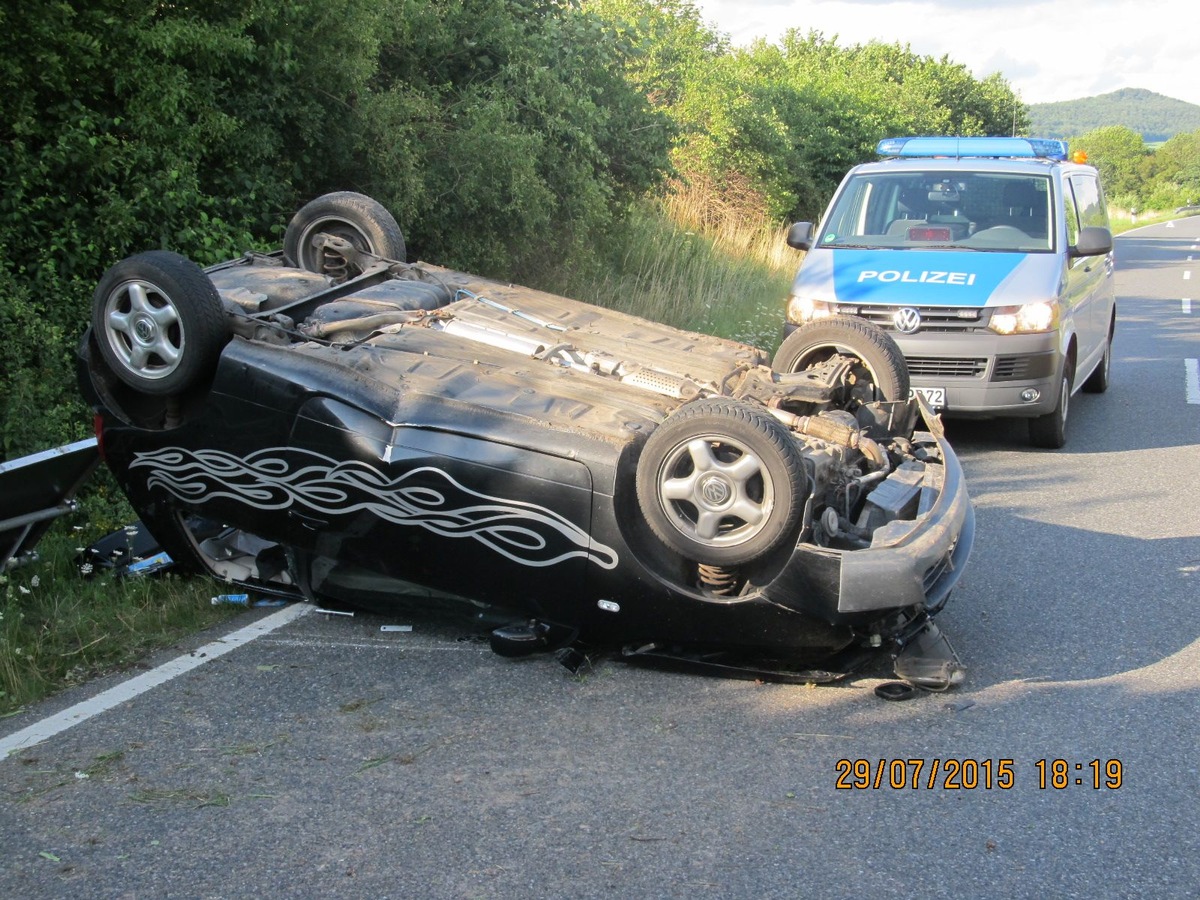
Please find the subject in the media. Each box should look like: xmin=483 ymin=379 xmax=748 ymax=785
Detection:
xmin=1 ymin=438 xmax=100 ymax=570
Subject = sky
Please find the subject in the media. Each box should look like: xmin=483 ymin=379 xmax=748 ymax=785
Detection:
xmin=690 ymin=0 xmax=1198 ymax=107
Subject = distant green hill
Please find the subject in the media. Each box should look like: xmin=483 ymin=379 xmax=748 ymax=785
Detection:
xmin=1028 ymin=88 xmax=1200 ymax=142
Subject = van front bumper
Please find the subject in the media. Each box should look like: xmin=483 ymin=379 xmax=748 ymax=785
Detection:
xmin=895 ymin=331 xmax=1063 ymax=419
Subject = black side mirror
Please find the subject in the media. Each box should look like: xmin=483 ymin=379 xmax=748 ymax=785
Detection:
xmin=1070 ymin=225 xmax=1113 ymax=258
xmin=786 ymin=222 xmax=815 ymax=251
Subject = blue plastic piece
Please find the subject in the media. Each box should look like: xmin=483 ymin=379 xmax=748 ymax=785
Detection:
xmin=876 ymin=137 xmax=1068 ymax=161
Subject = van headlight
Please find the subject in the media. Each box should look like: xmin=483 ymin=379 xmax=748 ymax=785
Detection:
xmin=989 ymin=301 xmax=1058 ymax=334
xmin=786 ymin=296 xmax=837 ymax=326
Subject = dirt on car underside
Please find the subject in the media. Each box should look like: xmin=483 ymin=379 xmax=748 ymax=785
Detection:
xmin=216 ymin=257 xmax=776 ymax=441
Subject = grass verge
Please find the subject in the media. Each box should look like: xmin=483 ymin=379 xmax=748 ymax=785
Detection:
xmin=1 ymin=522 xmax=239 ymax=718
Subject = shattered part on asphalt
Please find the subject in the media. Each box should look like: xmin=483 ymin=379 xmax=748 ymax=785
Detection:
xmin=78 ymin=192 xmax=974 ymax=688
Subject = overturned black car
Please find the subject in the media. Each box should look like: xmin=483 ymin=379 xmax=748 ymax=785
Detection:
xmin=78 ymin=193 xmax=974 ymax=687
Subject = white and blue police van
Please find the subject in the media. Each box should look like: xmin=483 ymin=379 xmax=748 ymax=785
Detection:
xmin=778 ymin=136 xmax=1116 ymax=448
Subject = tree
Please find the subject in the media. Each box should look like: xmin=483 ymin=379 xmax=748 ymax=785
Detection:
xmin=1072 ymin=126 xmax=1148 ymax=201
xmin=358 ymin=0 xmax=673 ymax=275
xmin=1141 ymin=130 xmax=1200 ymax=209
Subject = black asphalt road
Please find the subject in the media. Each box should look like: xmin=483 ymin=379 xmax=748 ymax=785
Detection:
xmin=3 ymin=219 xmax=1198 ymax=899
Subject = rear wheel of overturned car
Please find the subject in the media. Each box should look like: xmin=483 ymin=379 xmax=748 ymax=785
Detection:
xmin=772 ymin=315 xmax=910 ymax=408
xmin=636 ymin=398 xmax=805 ymax=567
xmin=283 ymin=191 xmax=407 ymax=278
xmin=91 ymin=251 xmax=229 ymax=396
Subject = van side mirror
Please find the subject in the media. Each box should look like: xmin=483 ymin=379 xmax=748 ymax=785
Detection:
xmin=1070 ymin=226 xmax=1113 ymax=258
xmin=786 ymin=222 xmax=815 ymax=251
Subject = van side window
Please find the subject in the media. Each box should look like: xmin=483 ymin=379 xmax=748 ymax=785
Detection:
xmin=1064 ymin=181 xmax=1081 ymax=246
xmin=1068 ymin=174 xmax=1107 ymax=228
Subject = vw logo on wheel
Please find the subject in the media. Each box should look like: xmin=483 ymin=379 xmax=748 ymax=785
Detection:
xmin=698 ymin=473 xmax=732 ymax=507
xmin=893 ymin=307 xmax=922 ymax=334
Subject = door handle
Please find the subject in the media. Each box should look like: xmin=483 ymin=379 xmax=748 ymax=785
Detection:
xmin=289 ymin=511 xmax=329 ymax=530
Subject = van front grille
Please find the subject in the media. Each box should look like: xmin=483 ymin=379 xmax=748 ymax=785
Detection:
xmin=837 ymin=304 xmax=986 ymax=333
xmin=906 ymin=357 xmax=988 ymax=378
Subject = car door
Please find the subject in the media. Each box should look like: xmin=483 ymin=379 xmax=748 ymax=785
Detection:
xmin=285 ymin=396 xmax=605 ymax=618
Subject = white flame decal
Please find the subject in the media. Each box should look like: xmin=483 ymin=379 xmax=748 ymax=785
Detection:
xmin=131 ymin=446 xmax=618 ymax=570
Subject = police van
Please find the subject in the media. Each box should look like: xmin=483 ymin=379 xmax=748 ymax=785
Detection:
xmin=778 ymin=137 xmax=1116 ymax=448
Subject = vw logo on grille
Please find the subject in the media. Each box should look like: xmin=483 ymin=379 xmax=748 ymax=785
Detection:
xmin=893 ymin=307 xmax=922 ymax=334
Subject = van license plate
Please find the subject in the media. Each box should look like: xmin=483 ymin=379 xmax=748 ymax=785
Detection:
xmin=909 ymin=387 xmax=946 ymax=409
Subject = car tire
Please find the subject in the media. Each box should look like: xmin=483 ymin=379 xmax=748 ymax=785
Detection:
xmin=283 ymin=191 xmax=407 ymax=277
xmin=772 ymin=315 xmax=910 ymax=406
xmin=636 ymin=397 xmax=805 ymax=567
xmin=1029 ymin=361 xmax=1072 ymax=449
xmin=91 ymin=251 xmax=229 ymax=396
xmin=1081 ymin=318 xmax=1113 ymax=394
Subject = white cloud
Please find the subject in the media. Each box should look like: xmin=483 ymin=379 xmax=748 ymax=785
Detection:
xmin=691 ymin=0 xmax=1198 ymax=106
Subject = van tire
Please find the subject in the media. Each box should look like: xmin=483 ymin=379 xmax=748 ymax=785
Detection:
xmin=1082 ymin=317 xmax=1113 ymax=394
xmin=1029 ymin=363 xmax=1072 ymax=449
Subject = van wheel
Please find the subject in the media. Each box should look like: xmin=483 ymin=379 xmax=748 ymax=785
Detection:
xmin=773 ymin=316 xmax=909 ymax=409
xmin=1082 ymin=319 xmax=1113 ymax=394
xmin=1029 ymin=363 xmax=1072 ymax=449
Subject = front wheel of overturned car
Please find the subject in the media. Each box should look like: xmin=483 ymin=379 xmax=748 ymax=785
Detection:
xmin=772 ymin=315 xmax=910 ymax=408
xmin=283 ymin=191 xmax=407 ymax=278
xmin=91 ymin=251 xmax=229 ymax=396
xmin=636 ymin=398 xmax=805 ymax=567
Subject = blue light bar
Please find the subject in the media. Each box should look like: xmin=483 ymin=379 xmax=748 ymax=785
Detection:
xmin=876 ymin=137 xmax=1069 ymax=161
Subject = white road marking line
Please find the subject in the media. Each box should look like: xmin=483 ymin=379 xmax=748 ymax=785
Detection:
xmin=1186 ymin=271 xmax=1193 ymax=280
xmin=0 ymin=604 xmax=311 ymax=758
xmin=1188 ymin=359 xmax=1200 ymax=405
xmin=1185 ymin=299 xmax=1193 ymax=314
xmin=261 ymin=637 xmax=481 ymax=651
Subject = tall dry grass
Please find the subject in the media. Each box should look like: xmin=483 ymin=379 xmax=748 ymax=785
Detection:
xmin=553 ymin=182 xmax=799 ymax=352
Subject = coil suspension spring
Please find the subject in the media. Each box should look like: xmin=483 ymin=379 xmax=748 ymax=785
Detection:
xmin=322 ymin=247 xmax=349 ymax=283
xmin=697 ymin=563 xmax=740 ymax=597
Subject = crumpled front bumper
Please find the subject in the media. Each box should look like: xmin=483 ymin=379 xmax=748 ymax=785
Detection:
xmin=836 ymin=402 xmax=974 ymax=614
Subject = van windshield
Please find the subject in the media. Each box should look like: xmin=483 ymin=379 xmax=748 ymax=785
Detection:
xmin=818 ymin=171 xmax=1055 ymax=253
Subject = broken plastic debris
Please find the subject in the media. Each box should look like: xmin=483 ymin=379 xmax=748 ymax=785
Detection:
xmin=893 ymin=619 xmax=965 ymax=691
xmin=314 ymin=608 xmax=354 ymax=617
xmin=380 ymin=625 xmax=413 ymax=632
xmin=212 ymin=593 xmax=287 ymax=608
xmin=874 ymin=681 xmax=917 ymax=701
xmin=125 ymin=551 xmax=173 ymax=576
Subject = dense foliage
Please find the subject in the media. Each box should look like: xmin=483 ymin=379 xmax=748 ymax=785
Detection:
xmin=1030 ymin=88 xmax=1200 ymax=144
